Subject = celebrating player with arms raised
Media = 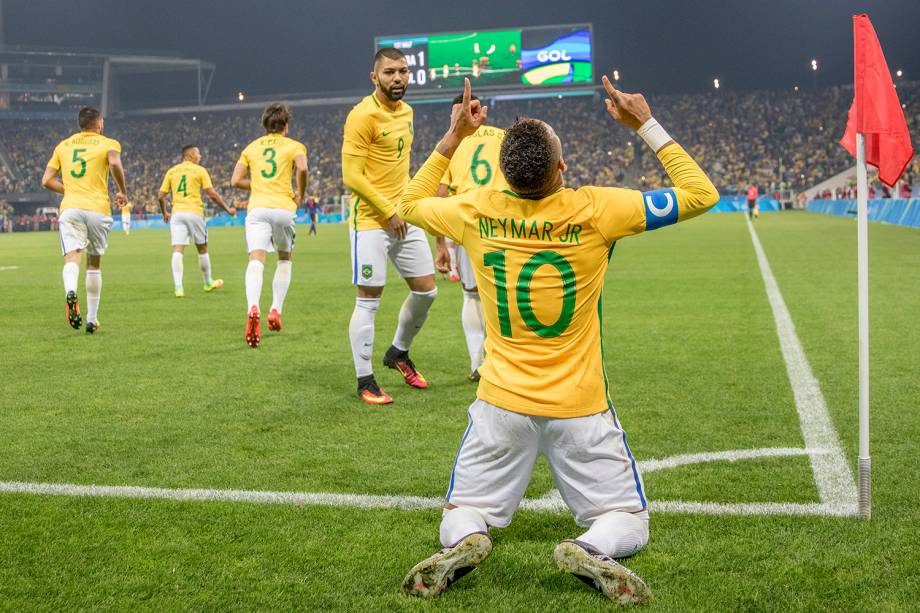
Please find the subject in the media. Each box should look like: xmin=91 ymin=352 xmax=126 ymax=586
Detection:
xmin=342 ymin=47 xmax=438 ymax=405
xmin=231 ymin=103 xmax=308 ymax=347
xmin=435 ymin=93 xmax=509 ymax=382
xmin=42 ymin=106 xmax=128 ymax=335
xmin=397 ymin=77 xmax=719 ymax=603
xmin=158 ymin=144 xmax=236 ymax=297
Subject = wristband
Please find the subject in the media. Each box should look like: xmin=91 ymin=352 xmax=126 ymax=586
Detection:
xmin=637 ymin=117 xmax=671 ymax=152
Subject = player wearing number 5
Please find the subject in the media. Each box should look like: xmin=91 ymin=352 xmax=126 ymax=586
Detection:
xmin=231 ymin=103 xmax=308 ymax=348
xmin=158 ymin=145 xmax=237 ymax=298
xmin=42 ymin=106 xmax=128 ymax=335
xmin=342 ymin=47 xmax=438 ymax=405
xmin=398 ymin=78 xmax=719 ymax=603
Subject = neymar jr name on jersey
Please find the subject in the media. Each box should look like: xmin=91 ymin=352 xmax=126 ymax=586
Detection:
xmin=478 ymin=216 xmax=583 ymax=244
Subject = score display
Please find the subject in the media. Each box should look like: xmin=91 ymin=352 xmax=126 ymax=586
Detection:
xmin=375 ymin=24 xmax=593 ymax=90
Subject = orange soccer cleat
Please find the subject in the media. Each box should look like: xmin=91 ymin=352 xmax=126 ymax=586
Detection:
xmin=383 ymin=346 xmax=429 ymax=389
xmin=245 ymin=306 xmax=260 ymax=348
xmin=65 ymin=291 xmax=82 ymax=330
xmin=267 ymin=308 xmax=282 ymax=332
xmin=357 ymin=376 xmax=394 ymax=405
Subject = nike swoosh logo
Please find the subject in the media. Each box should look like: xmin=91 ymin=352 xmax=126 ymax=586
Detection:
xmin=381 ymin=131 xmax=391 ymax=136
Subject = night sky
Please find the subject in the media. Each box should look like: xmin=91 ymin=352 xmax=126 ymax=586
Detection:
xmin=4 ymin=0 xmax=920 ymax=104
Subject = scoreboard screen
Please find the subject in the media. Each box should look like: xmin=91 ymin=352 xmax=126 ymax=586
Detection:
xmin=375 ymin=24 xmax=593 ymax=90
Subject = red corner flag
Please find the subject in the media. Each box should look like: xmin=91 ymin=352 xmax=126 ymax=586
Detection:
xmin=840 ymin=14 xmax=914 ymax=187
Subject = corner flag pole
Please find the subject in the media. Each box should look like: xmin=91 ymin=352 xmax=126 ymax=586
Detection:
xmin=855 ymin=132 xmax=871 ymax=518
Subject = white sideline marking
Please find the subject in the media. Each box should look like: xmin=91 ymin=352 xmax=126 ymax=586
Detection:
xmin=746 ymin=218 xmax=858 ymax=514
xmin=0 ymin=266 xmax=19 ymax=271
xmin=639 ymin=446 xmax=817 ymax=472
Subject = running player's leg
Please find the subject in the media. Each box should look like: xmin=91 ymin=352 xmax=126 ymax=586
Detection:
xmin=457 ymin=246 xmax=484 ymax=379
xmin=191 ymin=215 xmax=220 ymax=292
xmin=83 ymin=211 xmax=112 ymax=334
xmin=121 ymin=210 xmax=130 ymax=235
xmin=543 ymin=409 xmax=651 ymax=603
xmin=349 ymin=228 xmax=391 ymax=403
xmin=267 ymin=209 xmax=295 ymax=329
xmin=385 ymin=225 xmax=437 ymax=388
xmin=58 ymin=209 xmax=85 ymax=329
xmin=170 ymin=213 xmax=191 ymax=296
xmin=244 ymin=209 xmax=273 ymax=347
xmin=402 ymin=399 xmax=540 ymax=597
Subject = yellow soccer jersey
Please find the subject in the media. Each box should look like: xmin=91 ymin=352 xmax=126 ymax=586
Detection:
xmin=238 ymin=134 xmax=307 ymax=212
xmin=121 ymin=202 xmax=132 ymax=214
xmin=47 ymin=131 xmax=121 ymax=215
xmin=159 ymin=161 xmax=213 ymax=216
xmin=399 ymin=144 xmax=719 ymax=418
xmin=342 ymin=94 xmax=414 ymax=230
xmin=441 ymin=126 xmax=509 ymax=195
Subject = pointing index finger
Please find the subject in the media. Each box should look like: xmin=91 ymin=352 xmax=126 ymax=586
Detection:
xmin=463 ymin=78 xmax=471 ymax=110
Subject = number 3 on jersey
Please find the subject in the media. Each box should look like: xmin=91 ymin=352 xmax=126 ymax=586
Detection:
xmin=261 ymin=147 xmax=277 ymax=178
xmin=483 ymin=249 xmax=576 ymax=339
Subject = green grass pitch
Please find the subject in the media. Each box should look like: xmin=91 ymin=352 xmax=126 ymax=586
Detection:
xmin=0 ymin=212 xmax=918 ymax=611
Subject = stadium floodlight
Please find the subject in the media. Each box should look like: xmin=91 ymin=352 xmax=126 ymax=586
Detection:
xmin=237 ymin=91 xmax=245 ymax=103
xmin=896 ymin=69 xmax=903 ymax=78
xmin=713 ymin=78 xmax=720 ymax=89
xmin=794 ymin=85 xmax=800 ymax=91
xmin=612 ymin=69 xmax=620 ymax=82
xmin=811 ymin=59 xmax=818 ymax=71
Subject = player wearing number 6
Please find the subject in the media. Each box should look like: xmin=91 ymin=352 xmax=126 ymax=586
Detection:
xmin=231 ymin=103 xmax=308 ymax=348
xmin=158 ymin=145 xmax=237 ymax=298
xmin=398 ymin=77 xmax=719 ymax=604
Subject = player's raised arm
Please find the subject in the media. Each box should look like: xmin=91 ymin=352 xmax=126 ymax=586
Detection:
xmin=108 ymin=149 xmax=128 ymax=207
xmin=398 ymin=79 xmax=486 ymax=239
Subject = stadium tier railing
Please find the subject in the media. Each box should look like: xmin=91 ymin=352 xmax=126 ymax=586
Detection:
xmin=807 ymin=198 xmax=920 ymax=229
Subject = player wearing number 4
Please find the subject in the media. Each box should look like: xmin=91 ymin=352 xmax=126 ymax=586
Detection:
xmin=42 ymin=106 xmax=128 ymax=335
xmin=398 ymin=77 xmax=719 ymax=604
xmin=158 ymin=145 xmax=237 ymax=298
xmin=435 ymin=93 xmax=509 ymax=382
xmin=231 ymin=103 xmax=308 ymax=348
xmin=342 ymin=47 xmax=438 ymax=405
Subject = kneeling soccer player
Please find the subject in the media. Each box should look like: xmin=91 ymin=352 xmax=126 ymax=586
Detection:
xmin=397 ymin=78 xmax=719 ymax=604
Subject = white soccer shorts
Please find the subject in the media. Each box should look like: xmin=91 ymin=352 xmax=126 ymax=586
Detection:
xmin=446 ymin=399 xmax=647 ymax=528
xmin=170 ymin=212 xmax=208 ymax=246
xmin=58 ymin=208 xmax=113 ymax=256
xmin=245 ymin=207 xmax=296 ymax=254
xmin=349 ymin=224 xmax=435 ymax=286
xmin=455 ymin=244 xmax=477 ymax=290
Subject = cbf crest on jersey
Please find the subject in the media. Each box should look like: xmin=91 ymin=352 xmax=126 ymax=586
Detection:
xmin=361 ymin=264 xmax=373 ymax=280
xmin=642 ymin=188 xmax=679 ymax=231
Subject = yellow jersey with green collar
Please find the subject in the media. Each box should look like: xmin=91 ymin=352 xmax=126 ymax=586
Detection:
xmin=47 ymin=131 xmax=121 ymax=215
xmin=399 ymin=144 xmax=719 ymax=418
xmin=342 ymin=94 xmax=414 ymax=230
xmin=238 ymin=134 xmax=307 ymax=212
xmin=441 ymin=126 xmax=509 ymax=195
xmin=159 ymin=161 xmax=213 ymax=216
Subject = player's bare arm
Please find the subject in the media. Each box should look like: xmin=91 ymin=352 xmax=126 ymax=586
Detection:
xmin=294 ymin=154 xmax=308 ymax=207
xmin=41 ymin=166 xmax=65 ymax=195
xmin=157 ymin=190 xmax=171 ymax=222
xmin=204 ymin=187 xmax=236 ymax=216
xmin=601 ymin=74 xmax=675 ymax=153
xmin=108 ymin=149 xmax=128 ymax=206
xmin=436 ymin=79 xmax=488 ymax=159
xmin=230 ymin=162 xmax=251 ymax=191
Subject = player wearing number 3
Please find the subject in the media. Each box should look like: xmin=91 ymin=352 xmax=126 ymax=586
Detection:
xmin=231 ymin=103 xmax=308 ymax=348
xmin=398 ymin=77 xmax=719 ymax=604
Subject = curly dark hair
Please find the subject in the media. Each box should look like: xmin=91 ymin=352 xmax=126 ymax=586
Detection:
xmin=261 ymin=102 xmax=292 ymax=134
xmin=499 ymin=118 xmax=557 ymax=197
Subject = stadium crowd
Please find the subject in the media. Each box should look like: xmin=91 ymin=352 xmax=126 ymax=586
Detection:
xmin=0 ymin=81 xmax=917 ymax=230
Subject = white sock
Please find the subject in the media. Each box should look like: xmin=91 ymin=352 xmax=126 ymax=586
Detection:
xmin=449 ymin=247 xmax=458 ymax=276
xmin=461 ymin=289 xmax=485 ymax=372
xmin=198 ymin=253 xmax=212 ymax=285
xmin=270 ymin=260 xmax=292 ymax=313
xmin=391 ymin=288 xmax=437 ymax=352
xmin=171 ymin=252 xmax=184 ymax=289
xmin=245 ymin=260 xmax=264 ymax=311
xmin=62 ymin=261 xmax=79 ymax=295
xmin=85 ymin=269 xmax=102 ymax=324
xmin=349 ymin=297 xmax=379 ymax=377
xmin=577 ymin=510 xmax=649 ymax=558
xmin=439 ymin=506 xmax=488 ymax=548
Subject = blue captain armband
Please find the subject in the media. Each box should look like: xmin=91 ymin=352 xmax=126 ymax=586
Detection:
xmin=642 ymin=188 xmax=679 ymax=231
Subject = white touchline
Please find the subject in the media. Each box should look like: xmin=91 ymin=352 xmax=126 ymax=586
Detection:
xmin=746 ymin=218 xmax=858 ymax=514
xmin=0 ymin=266 xmax=19 ymax=271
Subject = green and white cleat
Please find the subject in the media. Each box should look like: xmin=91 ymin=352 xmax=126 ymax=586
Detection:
xmin=554 ymin=540 xmax=653 ymax=605
xmin=204 ymin=279 xmax=224 ymax=292
xmin=401 ymin=532 xmax=492 ymax=598
xmin=174 ymin=287 xmax=185 ymax=298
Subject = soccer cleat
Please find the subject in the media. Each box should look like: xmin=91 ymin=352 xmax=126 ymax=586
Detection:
xmin=401 ymin=532 xmax=492 ymax=598
xmin=553 ymin=540 xmax=653 ymax=605
xmin=449 ymin=273 xmax=460 ymax=282
xmin=65 ymin=291 xmax=82 ymax=330
xmin=175 ymin=287 xmax=185 ymax=298
xmin=383 ymin=346 xmax=428 ymax=389
xmin=357 ymin=376 xmax=393 ymax=405
xmin=267 ymin=308 xmax=282 ymax=332
xmin=85 ymin=321 xmax=100 ymax=335
xmin=245 ymin=306 xmax=260 ymax=348
xmin=204 ymin=279 xmax=224 ymax=292
xmin=467 ymin=369 xmax=481 ymax=383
